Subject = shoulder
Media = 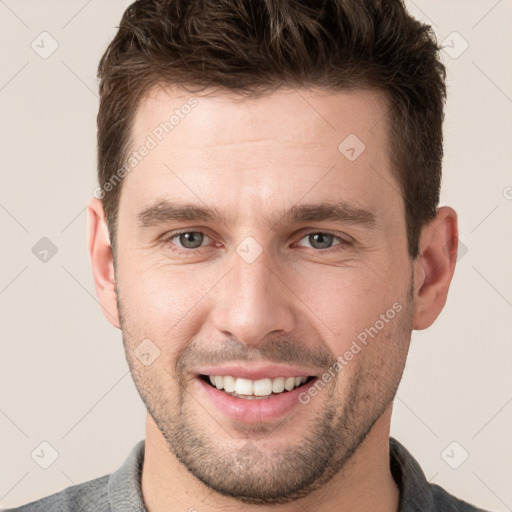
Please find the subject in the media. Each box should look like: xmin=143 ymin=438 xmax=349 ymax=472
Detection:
xmin=2 ymin=474 xmax=110 ymax=512
xmin=389 ymin=437 xmax=492 ymax=512
xmin=430 ymin=483 xmax=493 ymax=512
xmin=3 ymin=440 xmax=146 ymax=512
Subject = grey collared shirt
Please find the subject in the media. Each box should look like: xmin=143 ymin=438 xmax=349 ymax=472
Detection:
xmin=4 ymin=437 xmax=491 ymax=511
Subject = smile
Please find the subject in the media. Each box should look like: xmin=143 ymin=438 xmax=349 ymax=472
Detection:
xmin=195 ymin=374 xmax=320 ymax=423
xmin=201 ymin=374 xmax=315 ymax=398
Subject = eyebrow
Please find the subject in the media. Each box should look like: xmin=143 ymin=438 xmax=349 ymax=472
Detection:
xmin=137 ymin=199 xmax=376 ymax=229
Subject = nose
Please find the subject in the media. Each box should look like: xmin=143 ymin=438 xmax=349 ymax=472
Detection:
xmin=211 ymin=247 xmax=296 ymax=347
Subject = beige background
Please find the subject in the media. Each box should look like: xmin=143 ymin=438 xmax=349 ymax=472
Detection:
xmin=0 ymin=0 xmax=511 ymax=510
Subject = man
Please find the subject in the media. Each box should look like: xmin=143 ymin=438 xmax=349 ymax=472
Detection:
xmin=6 ymin=0 xmax=490 ymax=511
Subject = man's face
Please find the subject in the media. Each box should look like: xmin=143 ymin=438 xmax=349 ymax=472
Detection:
xmin=114 ymin=86 xmax=414 ymax=503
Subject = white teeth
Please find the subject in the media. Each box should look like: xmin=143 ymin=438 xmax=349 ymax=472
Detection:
xmin=234 ymin=378 xmax=253 ymax=395
xmin=223 ymin=375 xmax=236 ymax=393
xmin=253 ymin=378 xmax=272 ymax=396
xmin=204 ymin=374 xmax=311 ymax=396
xmin=272 ymin=377 xmax=285 ymax=393
xmin=284 ymin=377 xmax=295 ymax=391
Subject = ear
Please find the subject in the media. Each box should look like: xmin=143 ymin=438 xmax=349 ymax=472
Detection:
xmin=87 ymin=197 xmax=120 ymax=329
xmin=412 ymin=206 xmax=458 ymax=330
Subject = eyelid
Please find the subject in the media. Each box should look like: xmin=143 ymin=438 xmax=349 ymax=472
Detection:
xmin=163 ymin=228 xmax=213 ymax=254
xmin=294 ymin=229 xmax=352 ymax=249
xmin=163 ymin=228 xmax=353 ymax=254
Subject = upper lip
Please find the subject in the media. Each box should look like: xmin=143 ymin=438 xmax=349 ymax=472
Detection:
xmin=195 ymin=364 xmax=320 ymax=381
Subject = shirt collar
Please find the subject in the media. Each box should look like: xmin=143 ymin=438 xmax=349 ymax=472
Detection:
xmin=390 ymin=437 xmax=437 ymax=511
xmin=108 ymin=439 xmax=147 ymax=512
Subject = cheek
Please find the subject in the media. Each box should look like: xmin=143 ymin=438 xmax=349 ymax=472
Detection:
xmin=116 ymin=260 xmax=216 ymax=343
xmin=293 ymin=257 xmax=408 ymax=351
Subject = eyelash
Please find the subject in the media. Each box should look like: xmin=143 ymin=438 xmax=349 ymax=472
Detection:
xmin=163 ymin=230 xmax=351 ymax=255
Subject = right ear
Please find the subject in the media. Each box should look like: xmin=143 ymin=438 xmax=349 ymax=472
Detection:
xmin=87 ymin=197 xmax=121 ymax=329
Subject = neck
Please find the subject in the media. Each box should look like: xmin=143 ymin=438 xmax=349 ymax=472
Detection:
xmin=141 ymin=407 xmax=400 ymax=512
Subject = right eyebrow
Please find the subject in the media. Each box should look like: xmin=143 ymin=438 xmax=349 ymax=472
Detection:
xmin=137 ymin=200 xmax=238 ymax=228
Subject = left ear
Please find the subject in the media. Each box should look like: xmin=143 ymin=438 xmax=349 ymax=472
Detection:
xmin=412 ymin=206 xmax=458 ymax=330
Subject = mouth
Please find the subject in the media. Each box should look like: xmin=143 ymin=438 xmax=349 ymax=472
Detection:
xmin=198 ymin=374 xmax=317 ymax=399
xmin=195 ymin=373 xmax=320 ymax=423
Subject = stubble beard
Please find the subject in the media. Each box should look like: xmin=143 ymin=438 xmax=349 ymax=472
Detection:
xmin=115 ymin=279 xmax=414 ymax=505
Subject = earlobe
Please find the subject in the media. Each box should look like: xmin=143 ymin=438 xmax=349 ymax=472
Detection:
xmin=87 ymin=197 xmax=121 ymax=329
xmin=412 ymin=207 xmax=458 ymax=330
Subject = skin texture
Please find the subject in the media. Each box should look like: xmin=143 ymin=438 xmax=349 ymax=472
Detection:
xmin=87 ymin=86 xmax=458 ymax=512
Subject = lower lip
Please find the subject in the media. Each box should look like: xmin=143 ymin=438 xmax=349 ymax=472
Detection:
xmin=195 ymin=376 xmax=319 ymax=423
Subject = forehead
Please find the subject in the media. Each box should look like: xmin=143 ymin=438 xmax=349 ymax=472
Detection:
xmin=121 ymin=84 xmax=401 ymax=226
xmin=132 ymin=84 xmax=389 ymax=149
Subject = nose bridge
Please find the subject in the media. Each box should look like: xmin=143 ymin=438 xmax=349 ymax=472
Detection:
xmin=212 ymin=240 xmax=295 ymax=344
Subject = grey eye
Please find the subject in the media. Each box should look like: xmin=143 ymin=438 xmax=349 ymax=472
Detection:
xmin=175 ymin=232 xmax=206 ymax=249
xmin=297 ymin=233 xmax=341 ymax=250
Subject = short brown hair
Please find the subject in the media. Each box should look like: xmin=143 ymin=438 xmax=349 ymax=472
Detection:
xmin=97 ymin=0 xmax=446 ymax=259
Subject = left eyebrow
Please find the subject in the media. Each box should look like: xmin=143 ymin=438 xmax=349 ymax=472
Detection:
xmin=136 ymin=198 xmax=376 ymax=230
xmin=282 ymin=201 xmax=377 ymax=229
